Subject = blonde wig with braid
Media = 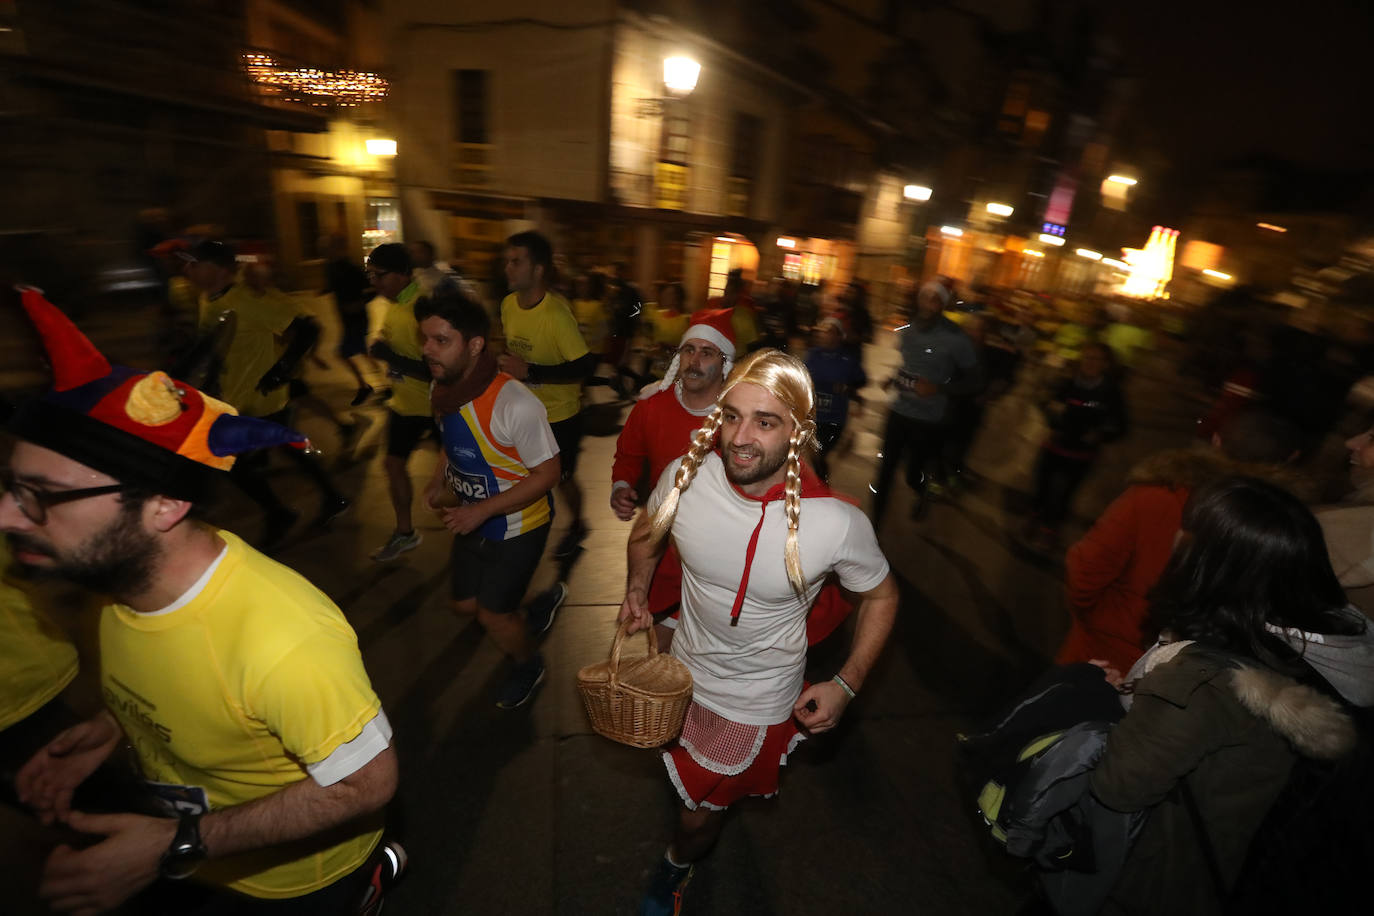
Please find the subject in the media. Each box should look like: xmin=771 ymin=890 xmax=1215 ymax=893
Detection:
xmin=650 ymin=348 xmax=818 ymax=597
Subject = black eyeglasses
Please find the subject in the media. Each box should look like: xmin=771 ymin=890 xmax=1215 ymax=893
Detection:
xmin=0 ymin=469 xmax=129 ymax=525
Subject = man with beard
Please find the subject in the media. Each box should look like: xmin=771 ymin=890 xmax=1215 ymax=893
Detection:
xmin=416 ymin=288 xmax=561 ymax=709
xmin=497 ymin=231 xmax=595 ymax=561
xmin=617 ymin=349 xmax=898 ymax=915
xmin=611 ymin=308 xmax=735 ymax=520
xmin=5 ymin=290 xmax=401 ymax=915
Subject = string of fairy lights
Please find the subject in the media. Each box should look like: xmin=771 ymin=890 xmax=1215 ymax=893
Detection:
xmin=242 ymin=52 xmax=389 ymax=108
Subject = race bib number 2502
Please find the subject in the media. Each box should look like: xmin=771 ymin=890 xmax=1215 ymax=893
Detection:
xmin=446 ymin=467 xmax=491 ymax=502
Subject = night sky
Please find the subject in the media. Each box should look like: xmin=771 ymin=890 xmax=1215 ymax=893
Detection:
xmin=1106 ymin=0 xmax=1374 ymax=172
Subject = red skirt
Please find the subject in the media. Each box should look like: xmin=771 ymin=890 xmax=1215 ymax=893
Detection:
xmin=662 ymin=702 xmax=806 ymax=811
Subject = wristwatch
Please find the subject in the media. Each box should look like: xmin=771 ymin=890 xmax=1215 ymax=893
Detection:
xmin=160 ymin=812 xmax=207 ymax=880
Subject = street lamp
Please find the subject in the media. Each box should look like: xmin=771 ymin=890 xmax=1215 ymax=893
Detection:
xmin=904 ymin=184 xmax=932 ymax=201
xmin=1105 ymin=175 xmax=1137 ymax=186
xmin=940 ymin=225 xmax=964 ymax=237
xmin=1038 ymin=233 xmax=1066 ymax=247
xmin=663 ymin=56 xmax=701 ymax=95
xmin=365 ymin=138 xmax=397 ymax=156
xmin=986 ymin=202 xmax=1014 ymax=218
xmin=1075 ymin=248 xmax=1103 ymax=260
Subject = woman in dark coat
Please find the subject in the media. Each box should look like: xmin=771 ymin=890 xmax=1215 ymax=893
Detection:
xmin=1089 ymin=477 xmax=1360 ymax=915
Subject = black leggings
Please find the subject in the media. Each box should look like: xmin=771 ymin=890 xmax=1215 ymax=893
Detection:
xmin=874 ymin=412 xmax=947 ymax=523
xmin=1031 ymin=449 xmax=1094 ymax=529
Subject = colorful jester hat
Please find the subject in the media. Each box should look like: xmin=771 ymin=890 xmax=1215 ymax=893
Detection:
xmin=8 ymin=288 xmax=310 ymax=501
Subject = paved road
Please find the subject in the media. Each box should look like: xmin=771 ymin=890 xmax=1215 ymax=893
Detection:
xmin=3 ymin=300 xmax=1212 ymax=915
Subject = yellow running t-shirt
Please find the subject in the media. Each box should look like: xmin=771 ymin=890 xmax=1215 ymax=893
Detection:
xmin=199 ymin=284 xmax=298 ymax=418
xmin=572 ymin=297 xmax=609 ymax=353
xmin=500 ymin=291 xmax=589 ymax=423
xmin=99 ymin=531 xmax=384 ymax=899
xmin=0 ymin=540 xmax=80 ymax=731
xmin=377 ymin=282 xmax=431 ymax=418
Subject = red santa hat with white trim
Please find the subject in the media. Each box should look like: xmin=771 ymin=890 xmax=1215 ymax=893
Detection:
xmin=638 ymin=308 xmax=735 ymax=400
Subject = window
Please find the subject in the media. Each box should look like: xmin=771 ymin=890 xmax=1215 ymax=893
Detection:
xmin=453 ymin=70 xmax=489 ymax=143
xmin=296 ymin=199 xmax=320 ymax=260
xmin=726 ymin=113 xmax=761 ymax=217
xmin=659 ymin=100 xmax=690 ymax=166
xmin=730 ymin=114 xmax=762 ymax=180
xmin=452 ymin=70 xmax=492 ymax=185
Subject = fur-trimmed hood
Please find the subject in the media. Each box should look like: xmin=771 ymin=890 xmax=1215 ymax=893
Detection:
xmin=1230 ymin=664 xmax=1358 ymax=761
xmin=1127 ymin=447 xmax=1315 ymax=502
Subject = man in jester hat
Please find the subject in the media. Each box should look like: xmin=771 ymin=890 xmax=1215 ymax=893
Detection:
xmin=4 ymin=289 xmax=403 ymax=914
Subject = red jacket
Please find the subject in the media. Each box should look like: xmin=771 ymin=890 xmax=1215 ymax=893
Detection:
xmin=1056 ymin=448 xmax=1307 ymax=673
xmin=1056 ymin=482 xmax=1188 ymax=673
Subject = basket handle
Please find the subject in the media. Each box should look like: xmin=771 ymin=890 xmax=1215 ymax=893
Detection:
xmin=608 ymin=618 xmax=659 ymax=688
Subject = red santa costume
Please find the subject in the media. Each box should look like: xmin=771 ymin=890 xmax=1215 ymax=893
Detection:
xmin=614 ymin=311 xmax=735 ymax=619
xmin=648 ymin=451 xmax=889 ymax=809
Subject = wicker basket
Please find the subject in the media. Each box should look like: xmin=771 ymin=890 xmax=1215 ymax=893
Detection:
xmin=577 ymin=620 xmax=692 ymax=748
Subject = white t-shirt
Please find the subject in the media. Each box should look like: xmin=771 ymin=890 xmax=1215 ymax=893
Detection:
xmin=647 ymin=453 xmax=890 ymax=724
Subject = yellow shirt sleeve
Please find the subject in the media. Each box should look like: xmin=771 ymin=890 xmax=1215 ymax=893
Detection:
xmin=247 ymin=624 xmax=382 ymax=766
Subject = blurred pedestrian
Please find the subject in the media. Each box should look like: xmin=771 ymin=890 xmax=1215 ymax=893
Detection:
xmin=367 ymin=243 xmax=435 ymax=563
xmin=1089 ymin=477 xmax=1360 ymax=915
xmin=805 ymin=317 xmax=867 ymax=481
xmin=708 ymin=269 xmax=759 ymax=357
xmin=322 ymin=233 xmax=375 ymax=407
xmin=604 ymin=261 xmax=644 ymax=396
xmin=571 ymin=271 xmax=610 ymax=369
xmin=5 ymin=291 xmax=401 ymax=914
xmin=872 ymin=281 xmax=982 ymax=526
xmin=1027 ymin=342 xmax=1126 ymax=549
xmin=942 ymin=313 xmax=991 ymax=487
xmin=418 ymin=289 xmax=561 ymax=708
xmin=618 ymin=350 xmax=896 ymax=916
xmin=1059 ymin=409 xmax=1303 ymax=675
xmin=498 ymin=231 xmax=596 ymax=561
xmin=183 ymin=239 xmax=348 ymax=546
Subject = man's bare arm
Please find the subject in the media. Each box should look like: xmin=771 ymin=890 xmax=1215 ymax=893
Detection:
xmin=618 ymin=509 xmax=669 ymax=632
xmin=201 ymin=746 xmax=397 ymax=858
xmin=794 ymin=574 xmax=899 ymax=733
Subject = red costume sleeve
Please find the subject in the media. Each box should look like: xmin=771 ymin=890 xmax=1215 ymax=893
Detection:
xmin=612 ymin=399 xmax=651 ymax=488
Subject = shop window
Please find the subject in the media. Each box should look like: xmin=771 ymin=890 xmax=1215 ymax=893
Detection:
xmin=708 ymin=240 xmax=732 ymax=297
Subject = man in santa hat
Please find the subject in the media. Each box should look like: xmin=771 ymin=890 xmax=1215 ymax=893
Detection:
xmin=610 ymin=308 xmax=734 ymax=521
xmin=4 ymin=290 xmax=402 ymax=914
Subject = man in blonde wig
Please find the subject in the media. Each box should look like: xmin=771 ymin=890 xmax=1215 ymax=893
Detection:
xmin=619 ymin=349 xmax=898 ymax=915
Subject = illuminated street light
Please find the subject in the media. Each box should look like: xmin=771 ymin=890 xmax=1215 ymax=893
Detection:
xmin=904 ymin=184 xmax=932 ymax=201
xmin=1038 ymin=233 xmax=1066 ymax=247
xmin=776 ymin=237 xmax=796 ymax=249
xmin=365 ymin=138 xmax=397 ymax=156
xmin=940 ymin=226 xmax=964 ymax=237
xmin=1023 ymin=249 xmax=1045 ymax=258
xmin=1105 ymin=175 xmax=1138 ymax=186
xmin=1076 ymin=248 xmax=1103 ymax=260
xmin=1203 ymin=268 xmax=1233 ymax=281
xmin=1257 ymin=222 xmax=1288 ymax=233
xmin=986 ymin=202 xmax=1014 ymax=218
xmin=1101 ymin=258 xmax=1130 ymax=270
xmin=663 ymin=56 xmax=701 ymax=95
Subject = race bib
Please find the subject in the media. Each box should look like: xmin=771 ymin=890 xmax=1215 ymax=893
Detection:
xmin=446 ymin=466 xmax=491 ymax=502
xmin=146 ymin=780 xmax=210 ymax=816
